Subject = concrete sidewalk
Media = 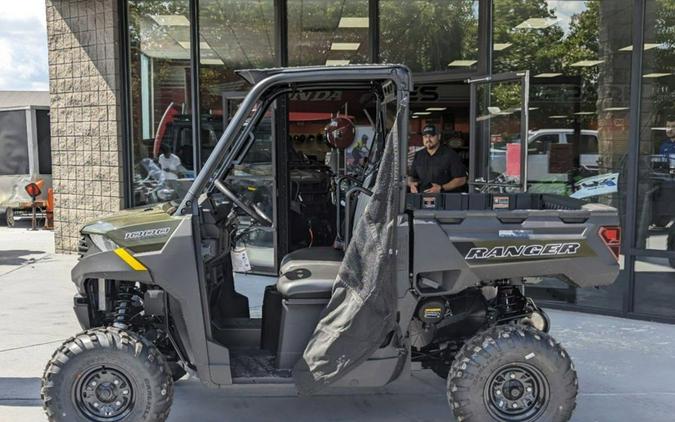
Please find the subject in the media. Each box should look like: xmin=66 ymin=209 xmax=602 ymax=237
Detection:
xmin=1 ymin=227 xmax=675 ymax=421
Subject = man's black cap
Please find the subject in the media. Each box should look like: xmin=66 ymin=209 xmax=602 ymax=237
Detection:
xmin=422 ymin=124 xmax=437 ymax=136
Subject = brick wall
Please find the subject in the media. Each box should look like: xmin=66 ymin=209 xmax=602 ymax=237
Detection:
xmin=46 ymin=0 xmax=124 ymax=253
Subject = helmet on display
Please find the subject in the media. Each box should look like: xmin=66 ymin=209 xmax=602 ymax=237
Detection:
xmin=324 ymin=116 xmax=355 ymax=149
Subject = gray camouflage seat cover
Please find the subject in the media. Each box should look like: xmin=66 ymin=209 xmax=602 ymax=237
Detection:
xmin=293 ymin=113 xmax=401 ymax=393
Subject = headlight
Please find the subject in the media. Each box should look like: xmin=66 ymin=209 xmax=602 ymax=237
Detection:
xmin=89 ymin=234 xmax=119 ymax=252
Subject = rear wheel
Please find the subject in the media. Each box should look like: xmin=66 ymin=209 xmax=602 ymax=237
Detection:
xmin=3 ymin=208 xmax=14 ymax=227
xmin=41 ymin=327 xmax=173 ymax=422
xmin=447 ymin=325 xmax=577 ymax=422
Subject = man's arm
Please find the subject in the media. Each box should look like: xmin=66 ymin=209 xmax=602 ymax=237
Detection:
xmin=408 ymin=154 xmax=420 ymax=193
xmin=442 ymin=176 xmax=467 ymax=191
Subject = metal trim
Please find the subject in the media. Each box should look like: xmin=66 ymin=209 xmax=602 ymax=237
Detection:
xmin=625 ymin=0 xmax=646 ymax=313
xmin=118 ymin=0 xmax=134 ymax=208
xmin=189 ymin=0 xmax=202 ymax=175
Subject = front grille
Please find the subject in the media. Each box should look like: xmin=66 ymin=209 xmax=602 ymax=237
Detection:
xmin=78 ymin=235 xmax=89 ymax=258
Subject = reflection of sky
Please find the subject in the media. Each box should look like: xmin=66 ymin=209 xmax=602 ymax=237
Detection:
xmin=547 ymin=0 xmax=589 ymax=35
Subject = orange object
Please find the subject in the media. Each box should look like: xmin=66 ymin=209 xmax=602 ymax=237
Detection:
xmin=25 ymin=179 xmax=45 ymax=199
xmin=45 ymin=188 xmax=54 ymax=229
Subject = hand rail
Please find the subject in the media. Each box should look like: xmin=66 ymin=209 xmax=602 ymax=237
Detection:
xmin=344 ymin=186 xmax=373 ymax=247
xmin=334 ymin=175 xmax=361 ymax=242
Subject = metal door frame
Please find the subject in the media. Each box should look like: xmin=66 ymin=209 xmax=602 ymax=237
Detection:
xmin=468 ymin=70 xmax=530 ymax=192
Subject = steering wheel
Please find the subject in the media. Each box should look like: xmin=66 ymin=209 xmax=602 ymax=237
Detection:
xmin=214 ymin=180 xmax=273 ymax=227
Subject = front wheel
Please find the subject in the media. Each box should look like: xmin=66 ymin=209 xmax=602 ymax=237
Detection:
xmin=447 ymin=325 xmax=577 ymax=422
xmin=41 ymin=327 xmax=174 ymax=421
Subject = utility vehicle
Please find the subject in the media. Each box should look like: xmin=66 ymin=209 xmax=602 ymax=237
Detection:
xmin=41 ymin=65 xmax=621 ymax=422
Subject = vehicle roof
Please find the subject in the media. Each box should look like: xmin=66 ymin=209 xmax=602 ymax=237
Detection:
xmin=236 ymin=64 xmax=413 ymax=91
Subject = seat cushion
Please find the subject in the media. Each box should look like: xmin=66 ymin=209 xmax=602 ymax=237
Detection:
xmin=277 ymin=247 xmax=344 ymax=299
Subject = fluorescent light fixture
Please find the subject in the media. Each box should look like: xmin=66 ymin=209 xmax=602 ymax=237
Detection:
xmin=652 ymin=127 xmax=667 ymax=131
xmin=150 ymin=15 xmax=190 ymax=26
xmin=570 ymin=60 xmax=604 ymax=67
xmin=534 ymin=72 xmax=562 ymax=78
xmin=178 ymin=41 xmax=211 ymax=50
xmin=412 ymin=115 xmax=420 ymax=119
xmin=325 ymin=59 xmax=350 ymax=66
xmin=413 ymin=111 xmax=431 ymax=116
xmin=330 ymin=42 xmax=361 ymax=51
xmin=426 ymin=107 xmax=447 ymax=111
xmin=338 ymin=17 xmax=369 ymax=28
xmin=200 ymin=58 xmax=223 ymax=65
xmin=574 ymin=111 xmax=596 ymax=115
xmin=604 ymin=107 xmax=629 ymax=111
xmin=494 ymin=43 xmax=512 ymax=51
xmin=515 ymin=17 xmax=558 ymax=30
xmin=619 ymin=43 xmax=661 ymax=52
xmin=529 ymin=107 xmax=539 ymax=111
xmin=448 ymin=60 xmax=477 ymax=67
xmin=643 ymin=72 xmax=672 ymax=78
xmin=549 ymin=115 xmax=568 ymax=119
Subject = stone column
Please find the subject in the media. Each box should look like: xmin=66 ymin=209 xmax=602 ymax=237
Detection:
xmin=46 ymin=0 xmax=124 ymax=253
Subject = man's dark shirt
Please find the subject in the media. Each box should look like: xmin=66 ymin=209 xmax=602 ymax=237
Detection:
xmin=410 ymin=145 xmax=466 ymax=191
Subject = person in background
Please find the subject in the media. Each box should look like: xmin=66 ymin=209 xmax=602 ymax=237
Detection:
xmin=659 ymin=119 xmax=675 ymax=156
xmin=158 ymin=144 xmax=184 ymax=179
xmin=408 ymin=124 xmax=467 ymax=193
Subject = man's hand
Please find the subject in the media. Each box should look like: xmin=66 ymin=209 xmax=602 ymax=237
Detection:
xmin=409 ymin=181 xmax=419 ymax=193
xmin=424 ymin=183 xmax=442 ymax=193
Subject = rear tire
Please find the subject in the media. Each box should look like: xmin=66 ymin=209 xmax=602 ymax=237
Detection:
xmin=447 ymin=324 xmax=577 ymax=422
xmin=41 ymin=327 xmax=173 ymax=422
xmin=3 ymin=208 xmax=14 ymax=227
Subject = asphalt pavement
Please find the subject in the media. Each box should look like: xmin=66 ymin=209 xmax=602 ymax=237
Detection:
xmin=1 ymin=225 xmax=675 ymax=421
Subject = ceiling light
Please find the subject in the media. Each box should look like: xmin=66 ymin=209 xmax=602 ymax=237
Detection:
xmin=200 ymin=58 xmax=223 ymax=65
xmin=178 ymin=41 xmax=211 ymax=50
xmin=515 ymin=18 xmax=558 ymax=30
xmin=652 ymin=127 xmax=667 ymax=131
xmin=412 ymin=115 xmax=419 ymax=119
xmin=413 ymin=112 xmax=431 ymax=116
xmin=448 ymin=60 xmax=477 ymax=67
xmin=643 ymin=72 xmax=672 ymax=78
xmin=338 ymin=17 xmax=369 ymax=28
xmin=534 ymin=72 xmax=562 ymax=78
xmin=330 ymin=42 xmax=361 ymax=51
xmin=549 ymin=115 xmax=568 ymax=119
xmin=426 ymin=107 xmax=447 ymax=111
xmin=618 ymin=43 xmax=662 ymax=52
xmin=574 ymin=111 xmax=596 ymax=115
xmin=604 ymin=107 xmax=629 ymax=111
xmin=325 ymin=59 xmax=350 ymax=66
xmin=494 ymin=43 xmax=512 ymax=51
xmin=150 ymin=15 xmax=190 ymax=27
xmin=570 ymin=60 xmax=604 ymax=67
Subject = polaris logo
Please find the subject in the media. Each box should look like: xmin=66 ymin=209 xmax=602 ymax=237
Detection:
xmin=124 ymin=227 xmax=171 ymax=241
xmin=465 ymin=242 xmax=581 ymax=260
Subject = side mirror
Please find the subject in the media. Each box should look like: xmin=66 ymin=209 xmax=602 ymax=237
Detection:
xmin=25 ymin=180 xmax=44 ymax=200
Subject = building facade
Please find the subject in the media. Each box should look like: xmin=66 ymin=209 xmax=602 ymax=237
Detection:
xmin=45 ymin=0 xmax=674 ymax=322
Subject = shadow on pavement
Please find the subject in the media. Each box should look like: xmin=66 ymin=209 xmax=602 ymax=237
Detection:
xmin=0 ymin=377 xmax=41 ymax=407
xmin=0 ymin=250 xmax=46 ymax=266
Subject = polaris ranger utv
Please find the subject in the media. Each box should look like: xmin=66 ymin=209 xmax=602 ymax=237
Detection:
xmin=41 ymin=65 xmax=621 ymax=422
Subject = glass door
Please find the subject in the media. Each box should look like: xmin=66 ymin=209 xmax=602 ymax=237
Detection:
xmin=468 ymin=71 xmax=530 ymax=192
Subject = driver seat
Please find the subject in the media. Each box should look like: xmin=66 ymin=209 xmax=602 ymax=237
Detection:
xmin=276 ymin=172 xmax=375 ymax=300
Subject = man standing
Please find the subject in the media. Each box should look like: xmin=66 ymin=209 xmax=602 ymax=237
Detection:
xmin=158 ymin=144 xmax=184 ymax=179
xmin=659 ymin=119 xmax=675 ymax=157
xmin=408 ymin=124 xmax=467 ymax=193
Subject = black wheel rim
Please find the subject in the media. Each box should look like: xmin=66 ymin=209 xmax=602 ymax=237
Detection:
xmin=483 ymin=362 xmax=549 ymax=422
xmin=73 ymin=365 xmax=135 ymax=421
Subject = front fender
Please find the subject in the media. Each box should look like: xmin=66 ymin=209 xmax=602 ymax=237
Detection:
xmin=71 ymin=250 xmax=153 ymax=294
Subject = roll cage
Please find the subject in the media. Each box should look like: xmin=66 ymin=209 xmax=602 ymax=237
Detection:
xmin=176 ymin=65 xmax=413 ymax=216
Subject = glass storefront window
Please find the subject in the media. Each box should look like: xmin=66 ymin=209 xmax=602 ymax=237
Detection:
xmin=493 ymin=0 xmax=632 ymax=217
xmin=288 ymin=0 xmax=369 ymax=66
xmin=128 ymin=0 xmax=193 ymax=207
xmin=634 ymin=256 xmax=675 ymax=318
xmin=635 ymin=0 xmax=674 ymax=252
xmin=380 ymin=0 xmax=479 ymax=74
